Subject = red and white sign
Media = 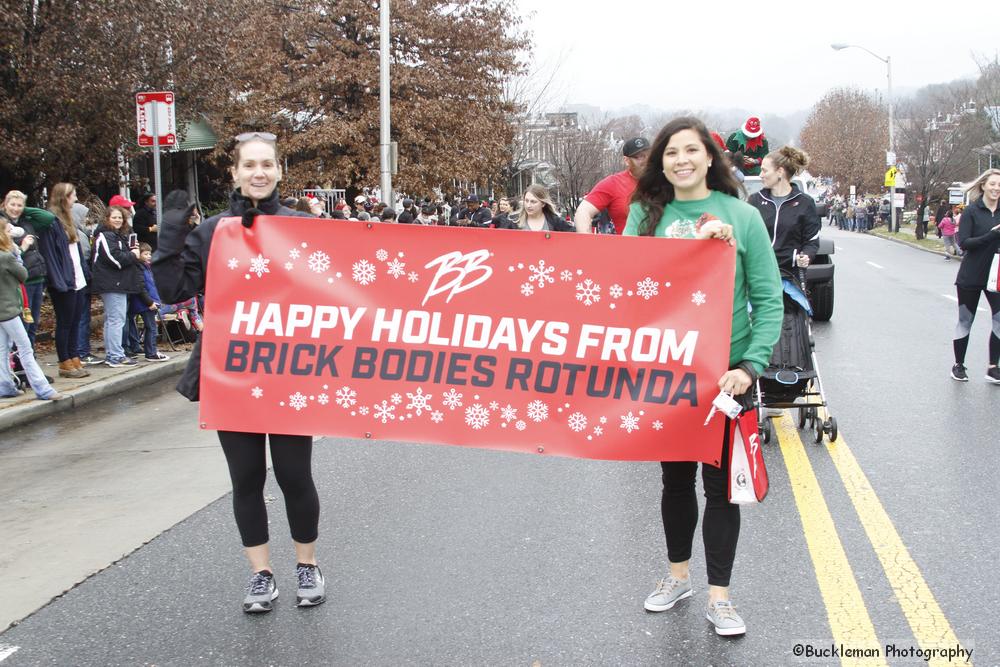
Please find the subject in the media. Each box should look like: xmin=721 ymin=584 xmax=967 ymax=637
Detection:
xmin=200 ymin=219 xmax=737 ymax=464
xmin=135 ymin=91 xmax=176 ymax=147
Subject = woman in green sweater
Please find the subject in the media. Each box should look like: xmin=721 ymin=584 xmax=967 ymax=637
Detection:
xmin=624 ymin=117 xmax=782 ymax=637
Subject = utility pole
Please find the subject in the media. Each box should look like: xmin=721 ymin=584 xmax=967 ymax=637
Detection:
xmin=379 ymin=0 xmax=393 ymax=209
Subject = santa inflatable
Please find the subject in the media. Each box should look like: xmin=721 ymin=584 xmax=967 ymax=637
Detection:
xmin=726 ymin=117 xmax=769 ymax=176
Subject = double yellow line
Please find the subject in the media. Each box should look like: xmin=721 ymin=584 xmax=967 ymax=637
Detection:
xmin=774 ymin=413 xmax=968 ymax=666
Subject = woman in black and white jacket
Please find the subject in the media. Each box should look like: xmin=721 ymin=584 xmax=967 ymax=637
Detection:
xmin=91 ymin=206 xmax=151 ymax=367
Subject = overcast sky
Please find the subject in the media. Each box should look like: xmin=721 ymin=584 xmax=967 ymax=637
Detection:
xmin=514 ymin=0 xmax=995 ymax=116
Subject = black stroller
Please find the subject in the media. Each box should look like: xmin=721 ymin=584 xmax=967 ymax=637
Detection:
xmin=756 ymin=268 xmax=837 ymax=445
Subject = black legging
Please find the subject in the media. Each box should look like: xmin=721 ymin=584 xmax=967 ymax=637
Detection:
xmin=48 ymin=287 xmax=86 ymax=361
xmin=218 ymin=431 xmax=319 ymax=548
xmin=660 ymin=423 xmax=739 ymax=587
xmin=953 ymin=286 xmax=1000 ymax=366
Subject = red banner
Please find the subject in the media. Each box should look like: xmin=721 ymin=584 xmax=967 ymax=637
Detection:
xmin=200 ymin=218 xmax=736 ymax=463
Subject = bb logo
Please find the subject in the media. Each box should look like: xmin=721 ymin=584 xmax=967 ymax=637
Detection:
xmin=422 ymin=249 xmax=493 ymax=306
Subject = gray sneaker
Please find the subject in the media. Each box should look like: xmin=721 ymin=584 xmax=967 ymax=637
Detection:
xmin=295 ymin=564 xmax=326 ymax=607
xmin=243 ymin=570 xmax=278 ymax=613
xmin=644 ymin=575 xmax=692 ymax=612
xmin=706 ymin=600 xmax=746 ymax=636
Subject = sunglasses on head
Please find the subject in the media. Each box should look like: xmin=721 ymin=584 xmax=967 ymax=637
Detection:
xmin=235 ymin=131 xmax=277 ymax=142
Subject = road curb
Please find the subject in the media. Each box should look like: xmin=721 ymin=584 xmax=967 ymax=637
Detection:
xmin=0 ymin=357 xmax=187 ymax=432
xmin=869 ymin=231 xmax=949 ymax=257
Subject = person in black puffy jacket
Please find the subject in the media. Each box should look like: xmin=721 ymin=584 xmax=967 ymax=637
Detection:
xmin=91 ymin=206 xmax=151 ymax=367
xmin=152 ymin=132 xmax=325 ymax=614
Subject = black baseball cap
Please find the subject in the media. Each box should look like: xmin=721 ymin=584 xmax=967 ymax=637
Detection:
xmin=623 ymin=137 xmax=650 ymax=157
xmin=466 ymin=194 xmax=480 ymax=203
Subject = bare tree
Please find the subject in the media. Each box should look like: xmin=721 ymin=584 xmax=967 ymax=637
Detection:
xmin=800 ymin=88 xmax=889 ymax=195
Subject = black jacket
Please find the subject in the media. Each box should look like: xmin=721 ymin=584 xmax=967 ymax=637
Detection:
xmin=154 ymin=190 xmax=198 ymax=262
xmin=452 ymin=205 xmax=493 ymax=227
xmin=492 ymin=212 xmax=517 ymax=230
xmin=956 ymin=197 xmax=1000 ymax=288
xmin=748 ymin=185 xmax=821 ymax=272
xmin=153 ymin=189 xmax=309 ymax=401
xmin=2 ymin=212 xmax=47 ymax=282
xmin=90 ymin=228 xmax=144 ymax=295
xmin=515 ymin=210 xmax=574 ymax=232
xmin=132 ymin=204 xmax=158 ymax=251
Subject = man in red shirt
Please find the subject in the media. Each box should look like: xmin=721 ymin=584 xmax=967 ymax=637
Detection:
xmin=574 ymin=137 xmax=650 ymax=234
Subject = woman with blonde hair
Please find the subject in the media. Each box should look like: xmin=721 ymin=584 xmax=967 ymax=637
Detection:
xmin=0 ymin=223 xmax=65 ymax=400
xmin=1 ymin=190 xmax=47 ymax=346
xmin=950 ymin=168 xmax=1000 ymax=383
xmin=514 ymin=185 xmax=574 ymax=232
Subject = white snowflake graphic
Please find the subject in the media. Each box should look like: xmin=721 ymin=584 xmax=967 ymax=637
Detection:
xmin=284 ymin=261 xmax=294 ymax=271
xmin=575 ymin=279 xmax=601 ymax=306
xmin=289 ymin=248 xmax=301 ymax=260
xmin=390 ymin=392 xmax=402 ymax=405
xmin=620 ymin=411 xmax=640 ymax=434
xmin=568 ymin=412 xmax=588 ymax=433
xmin=488 ymin=400 xmax=499 ymax=411
xmin=599 ymin=416 xmax=608 ymax=424
xmin=528 ymin=259 xmax=555 ymax=289
xmin=515 ymin=420 xmax=527 ymax=431
xmin=652 ymin=420 xmax=664 ymax=431
xmin=250 ymin=386 xmax=263 ymax=399
xmin=407 ymin=271 xmax=419 ymax=283
xmin=405 ymin=388 xmax=433 ymax=416
xmin=372 ymin=400 xmax=396 ymax=423
xmin=636 ymin=277 xmax=659 ymax=300
xmin=375 ymin=248 xmax=389 ymax=262
xmin=692 ymin=291 xmax=707 ymax=306
xmin=386 ymin=258 xmax=406 ymax=278
xmin=352 ymin=259 xmax=377 ymax=285
xmin=289 ymin=392 xmax=308 ymax=411
xmin=593 ymin=425 xmax=604 ymax=437
xmin=335 ymin=386 xmax=357 ymax=409
xmin=316 ymin=393 xmax=329 ymax=405
xmin=248 ymin=254 xmax=270 ymax=278
xmin=464 ymin=404 xmax=490 ymax=430
xmin=609 ymin=284 xmax=623 ymax=299
xmin=430 ymin=410 xmax=444 ymax=423
xmin=227 ymin=257 xmax=239 ymax=270
xmin=442 ymin=388 xmax=463 ymax=410
xmin=500 ymin=404 xmax=518 ymax=422
xmin=520 ymin=282 xmax=534 ymax=297
xmin=358 ymin=405 xmax=370 ymax=416
xmin=526 ymin=400 xmax=549 ymax=423
xmin=308 ymin=250 xmax=330 ymax=273
xmin=560 ymin=269 xmax=574 ymax=282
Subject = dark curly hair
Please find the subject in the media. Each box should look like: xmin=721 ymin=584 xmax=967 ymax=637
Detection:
xmin=632 ymin=116 xmax=743 ymax=236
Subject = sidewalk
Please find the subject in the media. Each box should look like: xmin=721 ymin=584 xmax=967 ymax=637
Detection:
xmin=865 ymin=222 xmax=951 ymax=257
xmin=0 ymin=348 xmax=191 ymax=432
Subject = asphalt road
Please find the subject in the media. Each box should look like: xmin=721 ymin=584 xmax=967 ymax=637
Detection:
xmin=0 ymin=227 xmax=992 ymax=666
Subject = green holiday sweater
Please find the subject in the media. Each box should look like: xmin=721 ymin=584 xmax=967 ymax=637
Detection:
xmin=623 ymin=190 xmax=783 ymax=374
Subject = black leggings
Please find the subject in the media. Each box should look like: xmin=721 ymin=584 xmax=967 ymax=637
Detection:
xmin=953 ymin=286 xmax=1000 ymax=366
xmin=48 ymin=287 xmax=86 ymax=362
xmin=660 ymin=424 xmax=739 ymax=587
xmin=218 ymin=431 xmax=319 ymax=548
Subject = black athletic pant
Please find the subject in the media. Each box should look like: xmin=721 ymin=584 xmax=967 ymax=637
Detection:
xmin=953 ymin=286 xmax=1000 ymax=366
xmin=660 ymin=423 xmax=739 ymax=587
xmin=48 ymin=287 xmax=86 ymax=362
xmin=218 ymin=431 xmax=319 ymax=548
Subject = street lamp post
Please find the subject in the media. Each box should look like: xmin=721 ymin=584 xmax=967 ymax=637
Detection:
xmin=831 ymin=43 xmax=895 ymax=231
xmin=379 ymin=0 xmax=393 ymax=208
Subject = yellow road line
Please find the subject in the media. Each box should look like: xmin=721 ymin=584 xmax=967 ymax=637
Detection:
xmin=774 ymin=415 xmax=887 ymax=666
xmin=823 ymin=420 xmax=970 ymax=667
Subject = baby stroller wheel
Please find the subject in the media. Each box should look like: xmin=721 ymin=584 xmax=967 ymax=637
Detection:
xmin=759 ymin=418 xmax=772 ymax=444
xmin=812 ymin=415 xmax=825 ymax=444
xmin=826 ymin=417 xmax=838 ymax=442
xmin=797 ymin=407 xmax=808 ymax=429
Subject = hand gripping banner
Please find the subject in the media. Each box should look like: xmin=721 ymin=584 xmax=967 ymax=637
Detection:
xmin=199 ymin=218 xmax=736 ymax=463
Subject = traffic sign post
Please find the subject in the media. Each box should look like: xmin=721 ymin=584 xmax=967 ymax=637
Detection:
xmin=136 ymin=91 xmax=176 ymax=240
